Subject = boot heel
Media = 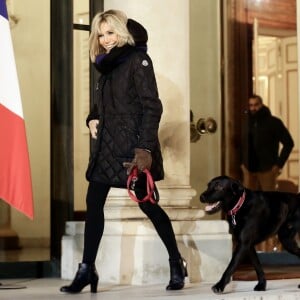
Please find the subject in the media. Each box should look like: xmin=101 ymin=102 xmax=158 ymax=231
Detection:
xmin=60 ymin=263 xmax=99 ymax=294
xmin=182 ymin=258 xmax=188 ymax=277
xmin=90 ymin=280 xmax=98 ymax=293
xmin=166 ymin=257 xmax=188 ymax=290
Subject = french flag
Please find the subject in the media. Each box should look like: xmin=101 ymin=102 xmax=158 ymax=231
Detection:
xmin=0 ymin=0 xmax=34 ymax=219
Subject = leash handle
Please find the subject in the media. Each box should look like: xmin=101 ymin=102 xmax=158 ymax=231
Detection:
xmin=127 ymin=167 xmax=157 ymax=204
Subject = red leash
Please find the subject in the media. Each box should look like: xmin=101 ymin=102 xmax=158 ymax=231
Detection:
xmin=127 ymin=167 xmax=158 ymax=204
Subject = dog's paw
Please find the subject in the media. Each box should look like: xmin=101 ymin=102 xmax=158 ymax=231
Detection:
xmin=211 ymin=282 xmax=225 ymax=294
xmin=254 ymin=279 xmax=266 ymax=291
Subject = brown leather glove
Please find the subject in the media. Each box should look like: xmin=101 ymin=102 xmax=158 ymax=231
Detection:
xmin=123 ymin=148 xmax=152 ymax=175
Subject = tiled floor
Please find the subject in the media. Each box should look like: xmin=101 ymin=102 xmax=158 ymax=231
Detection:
xmin=0 ymin=247 xmax=299 ymax=299
xmin=0 ymin=278 xmax=300 ymax=300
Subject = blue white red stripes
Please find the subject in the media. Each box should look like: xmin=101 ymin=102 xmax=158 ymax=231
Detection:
xmin=0 ymin=0 xmax=34 ymax=219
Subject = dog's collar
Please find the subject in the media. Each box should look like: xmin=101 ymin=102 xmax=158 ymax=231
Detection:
xmin=227 ymin=190 xmax=246 ymax=225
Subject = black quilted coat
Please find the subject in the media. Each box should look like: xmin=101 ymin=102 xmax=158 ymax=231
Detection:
xmin=85 ymin=44 xmax=164 ymax=187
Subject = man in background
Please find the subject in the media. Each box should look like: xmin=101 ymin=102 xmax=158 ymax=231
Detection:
xmin=241 ymin=94 xmax=294 ymax=191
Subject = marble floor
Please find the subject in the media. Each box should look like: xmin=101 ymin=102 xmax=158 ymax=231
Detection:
xmin=0 ymin=278 xmax=300 ymax=300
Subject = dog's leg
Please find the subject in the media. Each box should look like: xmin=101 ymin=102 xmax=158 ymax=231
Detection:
xmin=278 ymin=226 xmax=300 ymax=257
xmin=248 ymin=246 xmax=266 ymax=291
xmin=212 ymin=243 xmax=246 ymax=294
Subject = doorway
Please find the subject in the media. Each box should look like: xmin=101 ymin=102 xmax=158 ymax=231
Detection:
xmin=254 ymin=24 xmax=299 ymax=189
xmin=222 ymin=0 xmax=299 ymax=271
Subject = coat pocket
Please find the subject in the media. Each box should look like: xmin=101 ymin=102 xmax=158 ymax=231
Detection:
xmin=113 ymin=126 xmax=139 ymax=159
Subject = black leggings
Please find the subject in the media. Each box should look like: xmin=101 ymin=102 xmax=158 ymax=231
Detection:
xmin=82 ymin=181 xmax=181 ymax=264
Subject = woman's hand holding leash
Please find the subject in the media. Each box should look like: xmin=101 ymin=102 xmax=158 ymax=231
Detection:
xmin=124 ymin=149 xmax=158 ymax=204
xmin=123 ymin=148 xmax=152 ymax=175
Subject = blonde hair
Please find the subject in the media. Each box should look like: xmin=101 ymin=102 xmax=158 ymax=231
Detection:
xmin=89 ymin=10 xmax=135 ymax=62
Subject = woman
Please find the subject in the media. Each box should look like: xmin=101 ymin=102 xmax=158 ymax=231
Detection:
xmin=60 ymin=9 xmax=187 ymax=294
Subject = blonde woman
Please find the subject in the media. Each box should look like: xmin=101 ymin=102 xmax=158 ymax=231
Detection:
xmin=60 ymin=10 xmax=187 ymax=294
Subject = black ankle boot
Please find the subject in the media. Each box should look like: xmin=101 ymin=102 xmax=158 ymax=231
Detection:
xmin=60 ymin=263 xmax=99 ymax=293
xmin=166 ymin=257 xmax=188 ymax=290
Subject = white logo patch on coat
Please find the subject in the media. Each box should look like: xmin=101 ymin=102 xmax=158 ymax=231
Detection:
xmin=142 ymin=60 xmax=149 ymax=67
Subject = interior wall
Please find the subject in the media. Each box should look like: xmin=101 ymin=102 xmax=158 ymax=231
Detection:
xmin=9 ymin=0 xmax=50 ymax=245
xmin=247 ymin=0 xmax=296 ymax=30
xmin=256 ymin=36 xmax=299 ymax=184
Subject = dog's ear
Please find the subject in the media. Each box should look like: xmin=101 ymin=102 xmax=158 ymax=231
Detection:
xmin=231 ymin=180 xmax=244 ymax=195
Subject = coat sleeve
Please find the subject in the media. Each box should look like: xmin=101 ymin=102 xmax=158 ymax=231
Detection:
xmin=86 ymin=75 xmax=101 ymax=127
xmin=276 ymin=118 xmax=294 ymax=168
xmin=132 ymin=52 xmax=163 ymax=151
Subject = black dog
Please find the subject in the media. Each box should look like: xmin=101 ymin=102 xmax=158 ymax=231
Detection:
xmin=200 ymin=175 xmax=300 ymax=293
